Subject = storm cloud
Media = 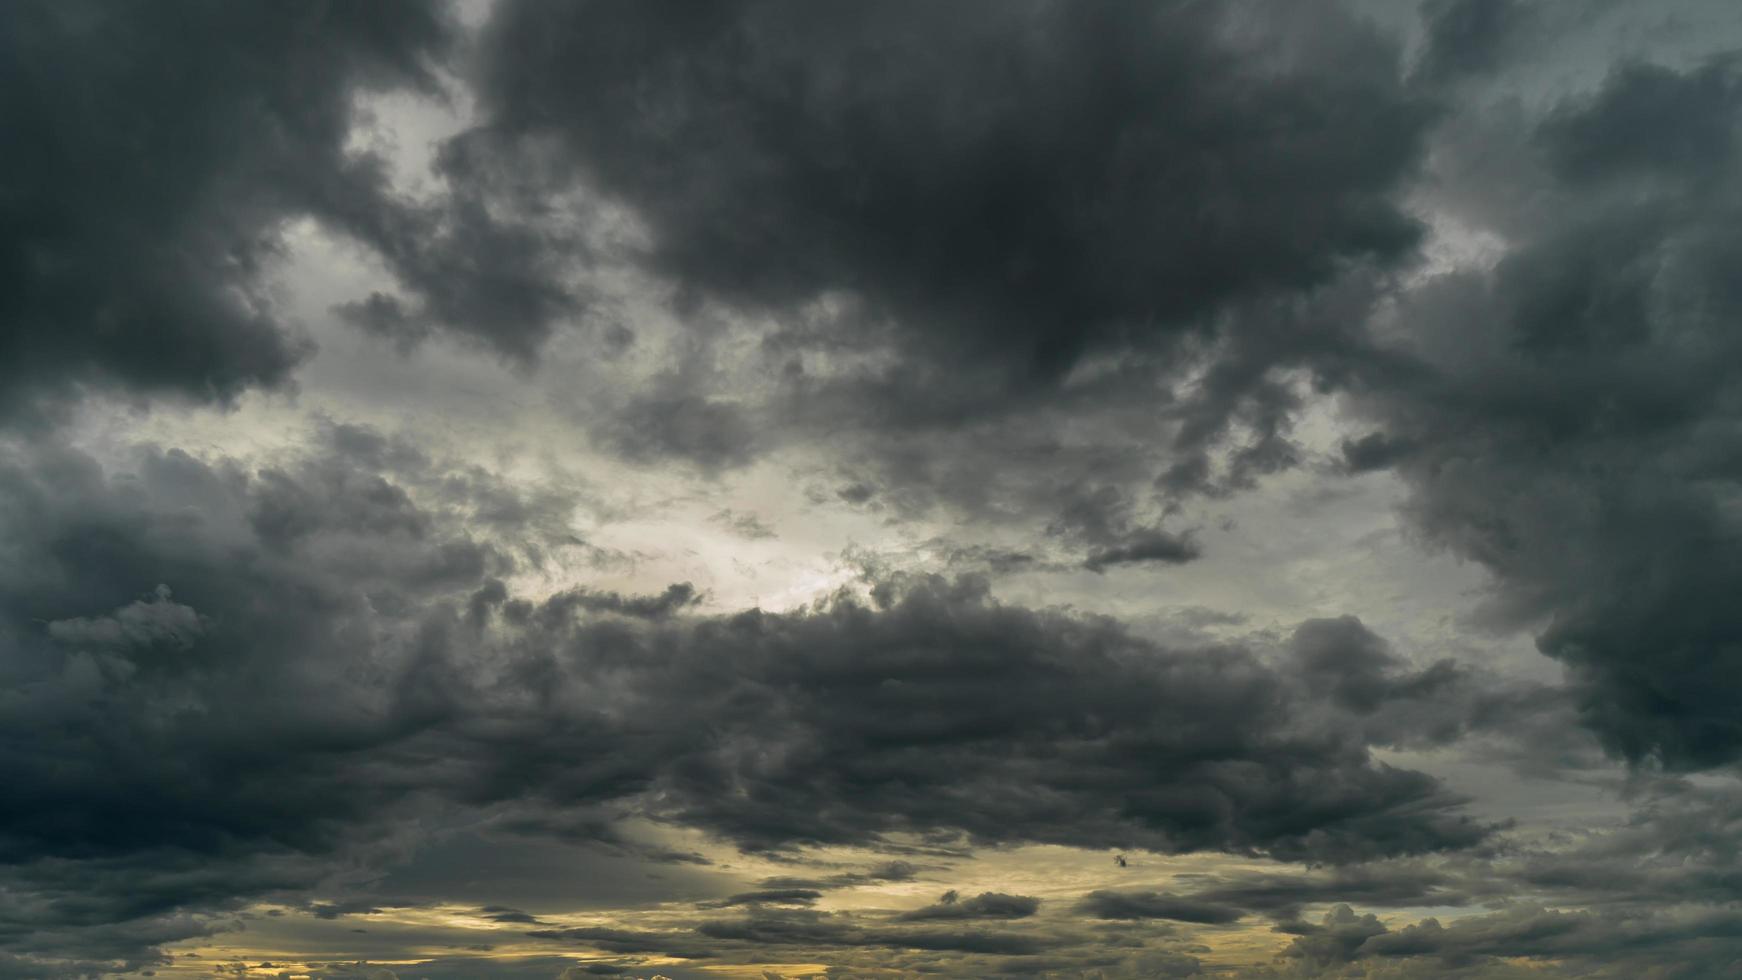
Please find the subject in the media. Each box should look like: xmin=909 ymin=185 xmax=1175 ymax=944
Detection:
xmin=0 ymin=1 xmax=454 ymax=421
xmin=1349 ymin=51 xmax=1742 ymax=768
xmin=0 ymin=430 xmax=1501 ymax=974
xmin=5 ymin=0 xmax=1742 ymax=976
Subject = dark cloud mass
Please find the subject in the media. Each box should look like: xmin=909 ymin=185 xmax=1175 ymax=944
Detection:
xmin=451 ymin=0 xmax=1434 ymax=505
xmin=0 ymin=427 xmax=1505 ymax=975
xmin=5 ymin=0 xmax=1742 ymax=976
xmin=1077 ymin=890 xmax=1244 ymax=925
xmin=1352 ymin=52 xmax=1742 ymax=769
xmin=0 ymin=1 xmax=455 ymax=421
xmin=473 ymin=0 xmax=1426 ymax=379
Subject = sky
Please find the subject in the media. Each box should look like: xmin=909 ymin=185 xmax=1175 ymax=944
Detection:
xmin=3 ymin=0 xmax=1742 ymax=977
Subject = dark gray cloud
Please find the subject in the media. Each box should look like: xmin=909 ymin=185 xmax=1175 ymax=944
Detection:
xmin=0 ymin=431 xmax=1502 ymax=975
xmin=0 ymin=0 xmax=608 ymax=434
xmin=535 ymin=582 xmax=702 ymax=621
xmin=444 ymin=0 xmax=1433 ymax=507
xmin=1047 ymin=483 xmax=1202 ymax=573
xmin=1281 ymin=903 xmax=1393 ymax=968
xmin=895 ymin=891 xmax=1040 ymax=923
xmin=1338 ymin=431 xmax=1419 ymax=474
xmin=1285 ymin=615 xmax=1581 ymax=764
xmin=1415 ymin=0 xmax=1535 ymax=86
xmin=472 ymin=0 xmax=1426 ymax=376
xmin=479 ymin=906 xmax=545 ymax=925
xmin=523 ymin=925 xmax=718 ymax=961
xmin=588 ymin=580 xmax=1490 ymax=861
xmin=1077 ymin=890 xmax=1244 ymax=925
xmin=1189 ymin=864 xmax=1466 ymax=927
xmin=1082 ymin=527 xmax=1202 ymax=574
xmin=0 ymin=430 xmax=587 ymax=976
xmin=533 ymin=905 xmax=1082 ymax=969
xmin=0 ymin=1 xmax=456 ymax=423
xmin=701 ymin=889 xmax=823 ymax=910
xmin=324 ymin=134 xmax=586 ymax=363
xmin=754 ymin=860 xmax=922 ymax=893
xmin=1077 ymin=862 xmax=1471 ymax=931
xmin=1277 ymin=901 xmax=1742 ymax=977
xmin=694 ymin=906 xmax=1059 ymax=957
xmin=598 ymin=391 xmax=762 ymax=472
xmin=1348 ymin=52 xmax=1742 ymax=769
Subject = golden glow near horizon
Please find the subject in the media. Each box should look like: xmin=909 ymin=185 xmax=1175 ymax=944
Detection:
xmin=148 ymin=839 xmax=1563 ymax=979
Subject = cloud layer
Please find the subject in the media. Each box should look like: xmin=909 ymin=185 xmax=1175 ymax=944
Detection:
xmin=4 ymin=0 xmax=1742 ymax=976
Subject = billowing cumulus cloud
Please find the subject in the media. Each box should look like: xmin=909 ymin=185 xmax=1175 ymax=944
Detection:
xmin=1349 ymin=50 xmax=1742 ymax=769
xmin=415 ymin=0 xmax=1440 ymax=521
xmin=471 ymin=0 xmax=1427 ymax=376
xmin=0 ymin=426 xmax=1515 ymax=975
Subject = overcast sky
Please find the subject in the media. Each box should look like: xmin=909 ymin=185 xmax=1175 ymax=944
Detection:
xmin=5 ymin=0 xmax=1742 ymax=977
